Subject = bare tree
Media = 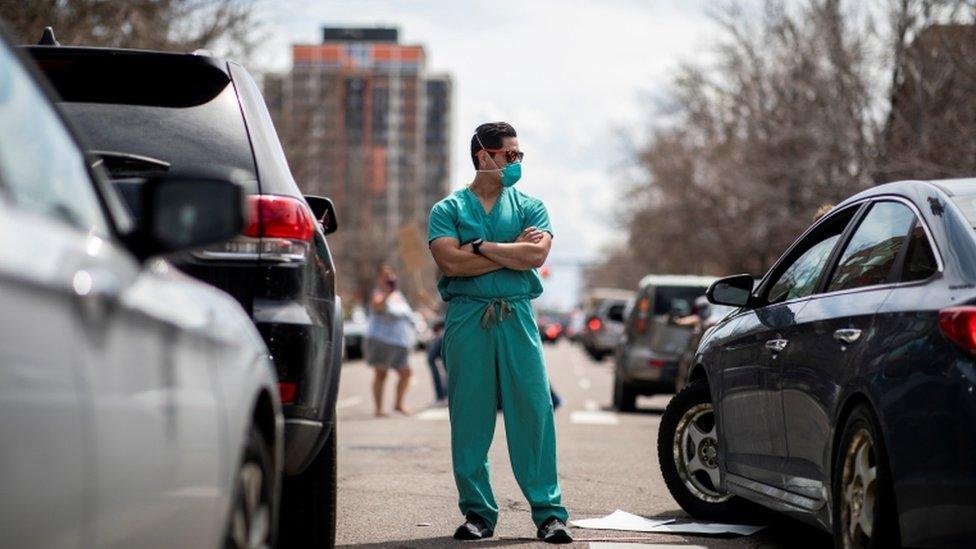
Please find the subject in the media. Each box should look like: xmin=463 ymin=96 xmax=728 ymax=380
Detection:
xmin=878 ymin=0 xmax=976 ymax=181
xmin=588 ymin=0 xmax=877 ymax=286
xmin=0 ymin=0 xmax=260 ymax=58
xmin=589 ymin=0 xmax=975 ymax=290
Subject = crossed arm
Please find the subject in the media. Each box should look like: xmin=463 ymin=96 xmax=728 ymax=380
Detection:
xmin=429 ymin=227 xmax=552 ymax=277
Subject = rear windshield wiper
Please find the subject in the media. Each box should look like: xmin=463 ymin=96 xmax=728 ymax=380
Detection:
xmin=89 ymin=150 xmax=170 ymax=178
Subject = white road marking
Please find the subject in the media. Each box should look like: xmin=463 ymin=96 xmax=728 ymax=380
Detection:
xmin=415 ymin=407 xmax=450 ymax=421
xmin=590 ymin=541 xmax=707 ymax=549
xmin=578 ymin=377 xmax=592 ymax=390
xmin=570 ymin=411 xmax=619 ymax=425
xmin=337 ymin=396 xmax=363 ymax=410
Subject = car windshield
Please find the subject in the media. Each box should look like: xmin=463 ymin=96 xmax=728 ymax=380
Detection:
xmin=34 ymin=53 xmax=256 ymax=179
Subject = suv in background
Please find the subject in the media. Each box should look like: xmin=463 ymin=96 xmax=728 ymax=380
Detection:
xmin=27 ymin=39 xmax=343 ymax=547
xmin=579 ymin=288 xmax=634 ymax=361
xmin=613 ymin=275 xmax=714 ymax=411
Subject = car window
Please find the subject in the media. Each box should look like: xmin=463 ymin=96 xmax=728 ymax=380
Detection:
xmin=900 ymin=221 xmax=938 ymax=282
xmin=827 ymin=202 xmax=915 ymax=292
xmin=606 ymin=303 xmax=626 ymax=323
xmin=766 ymin=208 xmax=856 ymax=304
xmin=0 ymin=43 xmax=107 ymax=235
xmin=653 ymin=286 xmax=709 ymax=315
xmin=35 ymin=52 xmax=256 ymax=180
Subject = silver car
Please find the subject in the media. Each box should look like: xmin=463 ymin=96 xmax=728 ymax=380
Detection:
xmin=579 ymin=288 xmax=635 ymax=361
xmin=613 ymin=275 xmax=716 ymax=411
xmin=0 ymin=32 xmax=282 ymax=548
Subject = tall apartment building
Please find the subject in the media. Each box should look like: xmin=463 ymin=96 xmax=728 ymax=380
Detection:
xmin=264 ymin=27 xmax=453 ymax=301
xmin=264 ymin=28 xmax=451 ymax=240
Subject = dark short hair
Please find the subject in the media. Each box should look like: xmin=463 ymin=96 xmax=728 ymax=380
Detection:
xmin=470 ymin=122 xmax=517 ymax=169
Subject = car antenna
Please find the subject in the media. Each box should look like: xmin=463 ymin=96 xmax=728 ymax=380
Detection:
xmin=38 ymin=26 xmax=60 ymax=46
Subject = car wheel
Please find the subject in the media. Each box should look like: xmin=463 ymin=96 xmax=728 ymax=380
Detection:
xmin=658 ymin=379 xmax=747 ymax=520
xmin=832 ymin=405 xmax=900 ymax=549
xmin=585 ymin=345 xmax=604 ymax=361
xmin=224 ymin=425 xmax=275 ymax=549
xmin=279 ymin=423 xmax=338 ymax=548
xmin=613 ymin=374 xmax=637 ymax=412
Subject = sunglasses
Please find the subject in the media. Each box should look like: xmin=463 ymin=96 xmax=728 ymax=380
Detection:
xmin=481 ymin=148 xmax=524 ymax=164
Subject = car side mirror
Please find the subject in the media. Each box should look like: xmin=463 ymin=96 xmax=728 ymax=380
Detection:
xmin=707 ymin=274 xmax=755 ymax=308
xmin=304 ymin=195 xmax=338 ymax=235
xmin=126 ymin=171 xmax=246 ymax=261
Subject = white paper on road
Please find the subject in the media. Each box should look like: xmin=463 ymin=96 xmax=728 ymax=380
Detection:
xmin=590 ymin=541 xmax=708 ymax=549
xmin=571 ymin=510 xmax=673 ymax=531
xmin=571 ymin=509 xmax=765 ymax=536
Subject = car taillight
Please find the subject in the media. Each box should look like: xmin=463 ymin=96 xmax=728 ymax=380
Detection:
xmin=588 ymin=317 xmax=602 ymax=331
xmin=278 ymin=381 xmax=297 ymax=404
xmin=193 ymin=195 xmax=316 ymax=262
xmin=649 ymin=359 xmax=665 ymax=368
xmin=939 ymin=306 xmax=976 ymax=352
xmin=545 ymin=324 xmax=561 ymax=339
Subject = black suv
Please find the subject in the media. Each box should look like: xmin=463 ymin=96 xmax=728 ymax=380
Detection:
xmin=27 ymin=38 xmax=344 ymax=547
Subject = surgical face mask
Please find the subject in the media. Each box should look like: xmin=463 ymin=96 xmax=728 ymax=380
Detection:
xmin=499 ymin=161 xmax=521 ymax=187
xmin=475 ymin=133 xmax=523 ymax=187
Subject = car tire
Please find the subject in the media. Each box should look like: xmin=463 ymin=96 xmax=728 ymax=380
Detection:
xmin=224 ymin=424 xmax=275 ymax=549
xmin=278 ymin=423 xmax=338 ymax=548
xmin=832 ymin=405 xmax=900 ymax=549
xmin=658 ymin=379 xmax=749 ymax=520
xmin=613 ymin=374 xmax=637 ymax=412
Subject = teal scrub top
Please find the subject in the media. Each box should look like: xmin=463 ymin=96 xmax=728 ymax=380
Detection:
xmin=427 ymin=187 xmax=553 ymax=302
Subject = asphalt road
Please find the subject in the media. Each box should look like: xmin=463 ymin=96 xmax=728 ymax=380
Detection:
xmin=334 ymin=339 xmax=833 ymax=548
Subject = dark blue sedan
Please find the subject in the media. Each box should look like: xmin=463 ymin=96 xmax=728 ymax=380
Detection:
xmin=658 ymin=179 xmax=976 ymax=548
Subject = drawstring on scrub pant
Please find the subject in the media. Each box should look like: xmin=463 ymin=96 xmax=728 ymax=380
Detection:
xmin=480 ymin=298 xmax=513 ymax=329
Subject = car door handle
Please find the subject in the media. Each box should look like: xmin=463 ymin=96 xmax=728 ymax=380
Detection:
xmin=833 ymin=328 xmax=862 ymax=344
xmin=765 ymin=339 xmax=788 ymax=353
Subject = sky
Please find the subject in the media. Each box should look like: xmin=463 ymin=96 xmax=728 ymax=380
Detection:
xmin=255 ymin=0 xmax=721 ymax=310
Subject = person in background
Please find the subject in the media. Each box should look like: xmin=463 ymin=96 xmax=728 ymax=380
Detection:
xmin=426 ymin=317 xmax=448 ymax=406
xmin=365 ymin=265 xmax=416 ymax=417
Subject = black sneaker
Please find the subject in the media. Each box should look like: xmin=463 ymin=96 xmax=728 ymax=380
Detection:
xmin=537 ymin=516 xmax=573 ymax=544
xmin=453 ymin=513 xmax=494 ymax=540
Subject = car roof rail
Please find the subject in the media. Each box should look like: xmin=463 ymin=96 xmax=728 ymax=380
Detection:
xmin=38 ymin=26 xmax=60 ymax=46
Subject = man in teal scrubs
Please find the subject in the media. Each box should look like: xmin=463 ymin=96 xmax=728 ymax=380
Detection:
xmin=428 ymin=122 xmax=572 ymax=544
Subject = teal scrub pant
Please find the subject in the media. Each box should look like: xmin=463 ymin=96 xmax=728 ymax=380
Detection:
xmin=442 ymin=296 xmax=569 ymax=529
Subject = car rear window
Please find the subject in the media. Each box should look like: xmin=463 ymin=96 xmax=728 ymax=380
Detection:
xmin=653 ymin=286 xmax=709 ymax=315
xmin=32 ymin=51 xmax=256 ymax=179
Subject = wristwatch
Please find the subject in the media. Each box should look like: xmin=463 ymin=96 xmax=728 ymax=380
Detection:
xmin=470 ymin=238 xmax=485 ymax=255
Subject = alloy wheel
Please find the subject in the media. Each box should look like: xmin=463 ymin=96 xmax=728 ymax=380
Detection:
xmin=840 ymin=429 xmax=877 ymax=549
xmin=672 ymin=402 xmax=732 ymax=503
xmin=227 ymin=462 xmax=271 ymax=549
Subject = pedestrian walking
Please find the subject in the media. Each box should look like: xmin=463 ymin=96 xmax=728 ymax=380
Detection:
xmin=365 ymin=265 xmax=415 ymax=417
xmin=427 ymin=122 xmax=572 ymax=544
